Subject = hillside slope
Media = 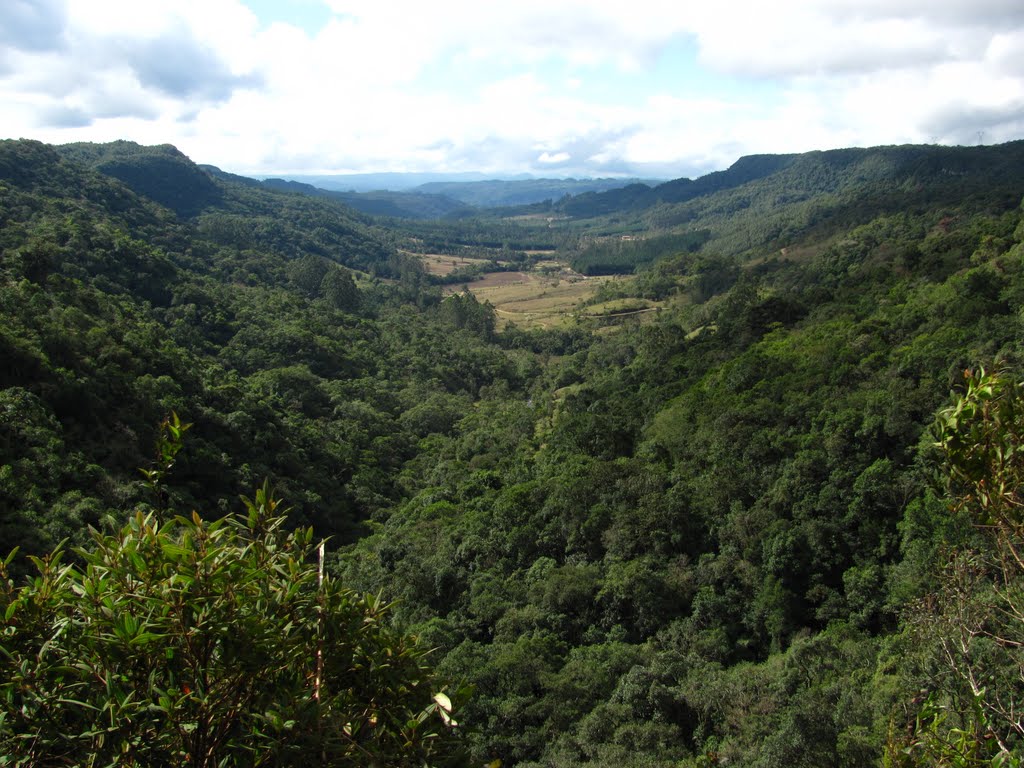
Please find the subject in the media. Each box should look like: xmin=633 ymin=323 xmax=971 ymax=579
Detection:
xmin=339 ymin=145 xmax=1024 ymax=766
xmin=3 ymin=137 xmax=1024 ymax=766
xmin=558 ymin=143 xmax=1024 ymax=253
xmin=0 ymin=138 xmax=519 ymax=566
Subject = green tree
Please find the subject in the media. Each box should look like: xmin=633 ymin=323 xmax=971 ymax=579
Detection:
xmin=321 ymin=266 xmax=361 ymax=312
xmin=896 ymin=367 xmax=1024 ymax=766
xmin=288 ymin=254 xmax=330 ymax=297
xmin=0 ymin=483 xmax=467 ymax=767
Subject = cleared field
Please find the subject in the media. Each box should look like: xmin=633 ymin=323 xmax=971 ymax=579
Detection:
xmin=581 ymin=298 xmax=659 ymax=317
xmin=408 ymin=252 xmax=496 ymax=276
xmin=418 ymin=249 xmax=652 ymax=330
xmin=463 ymin=271 xmax=535 ymax=289
xmin=461 ymin=273 xmax=625 ymax=330
xmin=410 ymin=251 xmax=560 ymax=277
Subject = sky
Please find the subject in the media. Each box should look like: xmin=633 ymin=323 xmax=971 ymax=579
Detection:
xmin=2 ymin=0 xmax=1024 ymax=180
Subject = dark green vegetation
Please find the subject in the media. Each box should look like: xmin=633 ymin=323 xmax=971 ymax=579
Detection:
xmin=549 ymin=143 xmax=1024 ymax=222
xmin=3 ymin=136 xmax=1024 ymax=765
xmin=569 ymin=231 xmax=712 ymax=275
xmin=0 ymin=476 xmax=466 ymax=766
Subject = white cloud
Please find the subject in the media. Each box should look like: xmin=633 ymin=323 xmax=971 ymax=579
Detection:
xmin=1 ymin=0 xmax=67 ymax=53
xmin=538 ymin=151 xmax=571 ymax=164
xmin=1 ymin=0 xmax=1023 ymax=177
xmin=4 ymin=1 xmax=262 ymax=121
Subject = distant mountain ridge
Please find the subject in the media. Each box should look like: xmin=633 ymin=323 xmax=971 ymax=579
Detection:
xmin=283 ymin=171 xmax=499 ymax=192
xmin=49 ymin=138 xmax=1024 ymax=234
xmin=271 ymin=174 xmax=667 ymax=210
xmin=410 ymin=177 xmax=665 ymax=207
xmin=228 ymin=171 xmax=668 ymax=216
xmin=555 ymin=142 xmax=1024 ymax=219
xmin=214 ymin=173 xmax=473 ymax=219
xmin=265 ymin=178 xmax=472 ymax=218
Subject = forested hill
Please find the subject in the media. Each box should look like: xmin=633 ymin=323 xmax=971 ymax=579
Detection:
xmin=336 ymin=170 xmax=1024 ymax=764
xmin=0 ymin=137 xmax=517 ymax=561
xmin=58 ymin=140 xmax=224 ymax=217
xmin=4 ymin=137 xmax=1024 ymax=766
xmin=54 ymin=140 xmax=398 ymax=271
xmin=553 ymin=141 xmax=1024 ymax=222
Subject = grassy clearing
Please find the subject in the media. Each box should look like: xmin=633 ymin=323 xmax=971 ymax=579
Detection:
xmin=416 ymin=249 xmax=654 ymax=330
xmin=466 ymin=271 xmax=537 ymax=289
xmin=469 ymin=274 xmax=627 ymax=330
xmin=580 ymin=298 xmax=661 ymax=316
xmin=408 ymin=252 xmax=498 ymax=276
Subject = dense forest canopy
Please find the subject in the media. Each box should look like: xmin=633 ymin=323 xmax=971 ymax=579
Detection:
xmin=3 ymin=137 xmax=1024 ymax=765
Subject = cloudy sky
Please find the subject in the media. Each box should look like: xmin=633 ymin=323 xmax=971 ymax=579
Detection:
xmin=3 ymin=0 xmax=1024 ymax=179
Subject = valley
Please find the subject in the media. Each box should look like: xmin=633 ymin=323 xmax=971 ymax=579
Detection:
xmin=2 ymin=137 xmax=1024 ymax=766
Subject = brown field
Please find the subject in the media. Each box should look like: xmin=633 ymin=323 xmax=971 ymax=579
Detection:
xmin=466 ymin=271 xmax=535 ymax=288
xmin=456 ymin=273 xmax=629 ymax=330
xmin=417 ymin=249 xmax=661 ymax=330
xmin=410 ymin=251 xmax=560 ymax=277
xmin=409 ymin=252 xmax=496 ymax=276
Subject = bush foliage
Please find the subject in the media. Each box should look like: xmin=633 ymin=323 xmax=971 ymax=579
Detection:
xmin=0 ymin=482 xmax=466 ymax=767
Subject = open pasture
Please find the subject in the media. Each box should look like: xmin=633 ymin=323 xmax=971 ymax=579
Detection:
xmin=463 ymin=273 xmax=625 ymax=329
xmin=410 ymin=252 xmax=497 ymax=276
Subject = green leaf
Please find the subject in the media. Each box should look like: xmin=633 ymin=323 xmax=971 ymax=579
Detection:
xmin=432 ymin=692 xmax=452 ymax=713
